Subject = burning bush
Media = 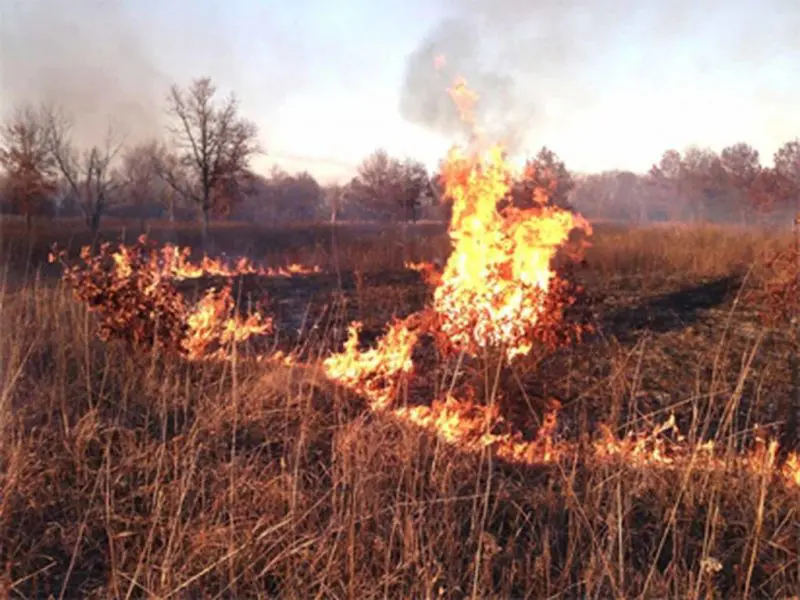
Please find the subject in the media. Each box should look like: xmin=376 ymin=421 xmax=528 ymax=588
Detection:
xmin=49 ymin=235 xmax=271 ymax=360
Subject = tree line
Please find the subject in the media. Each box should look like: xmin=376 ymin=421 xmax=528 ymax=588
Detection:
xmin=1 ymin=76 xmax=798 ymax=238
xmin=572 ymin=143 xmax=799 ymax=225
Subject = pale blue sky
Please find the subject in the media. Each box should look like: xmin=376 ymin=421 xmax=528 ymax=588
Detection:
xmin=2 ymin=0 xmax=799 ymax=182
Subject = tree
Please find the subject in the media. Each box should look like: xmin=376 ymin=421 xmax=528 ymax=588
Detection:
xmin=511 ymin=147 xmax=575 ymax=210
xmin=681 ymin=146 xmax=726 ymax=222
xmin=747 ymin=166 xmax=785 ymax=219
xmin=720 ymin=142 xmax=761 ymax=224
xmin=347 ymin=149 xmax=399 ymax=221
xmin=428 ymin=168 xmax=450 ymax=221
xmin=118 ymin=140 xmax=171 ymax=230
xmin=258 ymin=168 xmax=323 ymax=222
xmin=161 ymin=77 xmax=260 ymax=240
xmin=346 ymin=149 xmax=430 ymax=222
xmin=773 ymin=139 xmax=800 ymax=218
xmin=647 ymin=149 xmax=692 ymax=222
xmin=397 ymin=158 xmax=431 ymax=222
xmin=45 ymin=106 xmax=125 ymax=239
xmin=0 ymin=105 xmax=59 ymax=231
xmin=323 ymin=183 xmax=346 ymax=223
xmin=614 ymin=171 xmax=646 ymax=223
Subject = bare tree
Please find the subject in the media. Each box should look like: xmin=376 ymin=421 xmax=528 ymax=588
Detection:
xmin=348 ymin=149 xmax=400 ymax=221
xmin=0 ymin=105 xmax=59 ymax=231
xmin=347 ymin=149 xmax=430 ymax=222
xmin=323 ymin=183 xmax=346 ymax=223
xmin=614 ymin=171 xmax=645 ymax=223
xmin=398 ymin=158 xmax=431 ymax=222
xmin=161 ymin=77 xmax=260 ymax=241
xmin=647 ymin=149 xmax=700 ymax=223
xmin=118 ymin=140 xmax=170 ymax=231
xmin=45 ymin=106 xmax=125 ymax=239
xmin=246 ymin=168 xmax=323 ymax=223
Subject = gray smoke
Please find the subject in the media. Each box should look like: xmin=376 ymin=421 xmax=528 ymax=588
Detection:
xmin=399 ymin=0 xmax=800 ymax=158
xmin=0 ymin=0 xmax=168 ymax=147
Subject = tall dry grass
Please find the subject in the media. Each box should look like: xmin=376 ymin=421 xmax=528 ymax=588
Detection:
xmin=0 ymin=221 xmax=798 ymax=598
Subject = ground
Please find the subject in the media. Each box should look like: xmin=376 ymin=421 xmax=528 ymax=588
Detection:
xmin=0 ymin=217 xmax=797 ymax=598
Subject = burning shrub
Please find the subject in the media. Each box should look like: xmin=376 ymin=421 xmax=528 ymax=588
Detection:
xmin=433 ymin=144 xmax=592 ymax=362
xmin=183 ymin=285 xmax=272 ymax=360
xmin=49 ymin=236 xmax=271 ymax=360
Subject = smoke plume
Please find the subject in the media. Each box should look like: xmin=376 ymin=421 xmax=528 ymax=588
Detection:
xmin=399 ymin=0 xmax=800 ymax=158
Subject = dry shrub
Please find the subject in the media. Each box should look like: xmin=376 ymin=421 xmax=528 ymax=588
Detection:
xmin=49 ymin=236 xmax=271 ymax=359
xmin=749 ymin=240 xmax=800 ymax=328
xmin=50 ymin=239 xmax=189 ymax=354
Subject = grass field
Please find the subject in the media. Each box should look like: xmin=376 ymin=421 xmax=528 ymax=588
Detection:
xmin=0 ymin=218 xmax=798 ymax=598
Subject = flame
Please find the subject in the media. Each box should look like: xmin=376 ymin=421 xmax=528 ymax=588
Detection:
xmin=783 ymin=452 xmax=800 ymax=486
xmin=53 ymin=236 xmax=273 ymax=361
xmin=434 ymin=144 xmax=591 ymax=360
xmin=138 ymin=239 xmax=320 ymax=281
xmin=323 ymin=320 xmax=419 ymax=409
xmin=319 ymin=67 xmax=798 ymax=490
xmin=396 ymin=395 xmax=560 ymax=463
xmin=182 ymin=285 xmax=272 ymax=361
xmin=404 ymin=260 xmax=442 ymax=287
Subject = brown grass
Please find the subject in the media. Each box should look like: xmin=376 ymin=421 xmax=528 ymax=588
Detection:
xmin=0 ymin=219 xmax=798 ymax=598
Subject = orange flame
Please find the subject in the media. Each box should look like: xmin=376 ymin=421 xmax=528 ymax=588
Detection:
xmin=142 ymin=241 xmax=320 ymax=281
xmin=435 ymin=143 xmax=590 ymax=360
xmin=319 ymin=66 xmax=799 ymax=491
xmin=182 ymin=285 xmax=272 ymax=361
xmin=322 ymin=320 xmax=419 ymax=409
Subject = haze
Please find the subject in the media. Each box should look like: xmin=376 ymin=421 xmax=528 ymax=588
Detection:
xmin=1 ymin=0 xmax=798 ymax=183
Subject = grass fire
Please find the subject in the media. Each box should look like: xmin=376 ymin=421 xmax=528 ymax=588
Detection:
xmin=2 ymin=29 xmax=800 ymax=600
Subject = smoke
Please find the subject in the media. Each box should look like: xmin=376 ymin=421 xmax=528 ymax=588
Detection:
xmin=399 ymin=0 xmax=800 ymax=158
xmin=399 ymin=0 xmax=626 ymax=155
xmin=0 ymin=0 xmax=168 ymax=148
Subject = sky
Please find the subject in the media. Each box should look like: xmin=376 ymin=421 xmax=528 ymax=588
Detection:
xmin=1 ymin=0 xmax=799 ymax=184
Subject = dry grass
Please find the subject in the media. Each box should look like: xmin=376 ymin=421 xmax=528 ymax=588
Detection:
xmin=1 ymin=220 xmax=798 ymax=598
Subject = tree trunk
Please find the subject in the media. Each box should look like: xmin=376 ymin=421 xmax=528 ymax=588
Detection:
xmin=90 ymin=210 xmax=101 ymax=241
xmin=201 ymin=206 xmax=210 ymax=246
xmin=25 ymin=211 xmax=33 ymax=233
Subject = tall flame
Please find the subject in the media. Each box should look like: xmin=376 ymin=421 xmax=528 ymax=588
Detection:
xmin=319 ymin=66 xmax=799 ymax=490
xmin=435 ymin=143 xmax=591 ymax=360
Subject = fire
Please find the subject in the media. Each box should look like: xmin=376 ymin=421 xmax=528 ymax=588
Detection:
xmin=318 ymin=68 xmax=799 ymax=490
xmin=322 ymin=320 xmax=419 ymax=409
xmin=434 ymin=144 xmax=591 ymax=360
xmin=783 ymin=453 xmax=800 ymax=486
xmin=152 ymin=243 xmax=321 ymax=281
xmin=593 ymin=416 xmax=800 ymax=488
xmin=51 ymin=236 xmax=273 ymax=361
xmin=49 ymin=69 xmax=799 ymax=492
xmin=396 ymin=395 xmax=560 ymax=464
xmin=182 ymin=285 xmax=272 ymax=361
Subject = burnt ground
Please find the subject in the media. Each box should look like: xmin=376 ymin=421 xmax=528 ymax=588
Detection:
xmin=174 ymin=268 xmax=432 ymax=351
xmin=173 ymin=260 xmax=797 ymax=457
